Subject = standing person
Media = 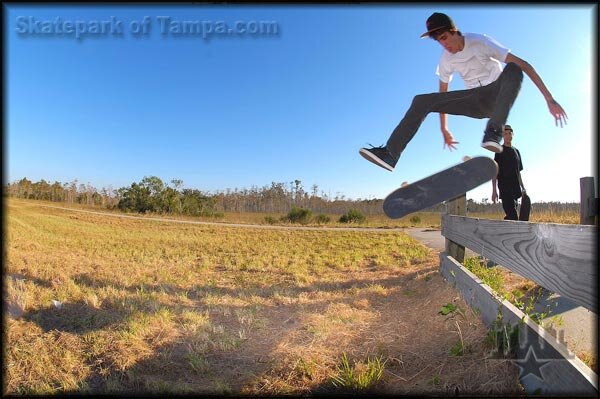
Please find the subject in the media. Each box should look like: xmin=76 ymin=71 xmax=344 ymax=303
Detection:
xmin=491 ymin=124 xmax=527 ymax=220
xmin=359 ymin=12 xmax=567 ymax=172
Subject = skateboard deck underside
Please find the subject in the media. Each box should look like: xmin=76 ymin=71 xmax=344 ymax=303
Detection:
xmin=519 ymin=192 xmax=531 ymax=221
xmin=383 ymin=157 xmax=498 ymax=219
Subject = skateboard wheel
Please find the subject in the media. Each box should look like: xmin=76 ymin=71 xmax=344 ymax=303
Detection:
xmin=462 ymin=156 xmax=472 ymax=162
xmin=401 ymin=181 xmax=409 ymax=188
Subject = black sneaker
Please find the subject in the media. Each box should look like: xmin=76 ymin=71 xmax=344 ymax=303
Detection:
xmin=359 ymin=145 xmax=397 ymax=171
xmin=481 ymin=127 xmax=503 ymax=153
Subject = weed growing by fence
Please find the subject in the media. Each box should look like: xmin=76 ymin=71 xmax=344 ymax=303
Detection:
xmin=484 ymin=312 xmax=520 ymax=358
xmin=462 ymin=257 xmax=507 ymax=298
xmin=463 ymin=258 xmax=556 ymax=328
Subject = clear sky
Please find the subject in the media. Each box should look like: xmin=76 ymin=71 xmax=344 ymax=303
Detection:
xmin=5 ymin=4 xmax=597 ymax=203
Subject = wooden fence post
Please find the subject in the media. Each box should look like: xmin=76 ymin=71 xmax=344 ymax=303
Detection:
xmin=580 ymin=177 xmax=597 ymax=225
xmin=444 ymin=194 xmax=466 ymax=262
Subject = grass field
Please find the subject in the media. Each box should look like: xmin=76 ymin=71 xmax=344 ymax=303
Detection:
xmin=4 ymin=199 xmax=522 ymax=395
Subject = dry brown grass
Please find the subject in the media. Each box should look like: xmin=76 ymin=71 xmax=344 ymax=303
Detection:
xmin=244 ymin=269 xmax=521 ymax=395
xmin=4 ymin=199 xmax=523 ymax=395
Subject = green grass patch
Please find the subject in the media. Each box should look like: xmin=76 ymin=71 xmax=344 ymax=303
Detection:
xmin=463 ymin=257 xmax=507 ymax=298
xmin=331 ymin=352 xmax=386 ymax=391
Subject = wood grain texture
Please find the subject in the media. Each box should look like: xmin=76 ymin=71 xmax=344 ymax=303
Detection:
xmin=440 ymin=254 xmax=598 ymax=395
xmin=445 ymin=194 xmax=466 ymax=262
xmin=441 ymin=215 xmax=598 ymax=313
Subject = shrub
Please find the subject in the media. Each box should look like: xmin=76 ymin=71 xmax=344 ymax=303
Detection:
xmin=315 ymin=214 xmax=331 ymax=224
xmin=286 ymin=207 xmax=313 ymax=224
xmin=264 ymin=216 xmax=278 ymax=225
xmin=409 ymin=215 xmax=421 ymax=225
xmin=339 ymin=209 xmax=366 ymax=224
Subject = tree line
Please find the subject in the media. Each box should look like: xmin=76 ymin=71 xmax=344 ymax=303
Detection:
xmin=5 ymin=176 xmax=580 ymax=216
xmin=4 ymin=176 xmax=385 ymax=216
xmin=5 ymin=178 xmax=116 ymax=207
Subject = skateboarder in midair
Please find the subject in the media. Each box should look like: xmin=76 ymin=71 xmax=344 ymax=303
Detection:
xmin=360 ymin=12 xmax=568 ymax=172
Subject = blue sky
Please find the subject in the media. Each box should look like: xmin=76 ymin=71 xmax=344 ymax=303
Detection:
xmin=5 ymin=4 xmax=596 ymax=202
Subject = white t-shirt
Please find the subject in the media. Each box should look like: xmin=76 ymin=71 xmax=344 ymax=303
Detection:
xmin=436 ymin=33 xmax=510 ymax=89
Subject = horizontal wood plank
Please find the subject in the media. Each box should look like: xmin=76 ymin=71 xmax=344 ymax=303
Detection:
xmin=441 ymin=215 xmax=597 ymax=314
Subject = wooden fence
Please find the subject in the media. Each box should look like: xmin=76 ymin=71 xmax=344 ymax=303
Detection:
xmin=439 ymin=177 xmax=598 ymax=395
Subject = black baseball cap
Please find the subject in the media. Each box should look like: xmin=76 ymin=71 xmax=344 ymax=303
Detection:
xmin=420 ymin=12 xmax=457 ymax=38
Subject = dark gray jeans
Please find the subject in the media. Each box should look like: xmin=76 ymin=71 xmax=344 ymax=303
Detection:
xmin=502 ymin=197 xmax=519 ymax=221
xmin=386 ymin=62 xmax=524 ymax=159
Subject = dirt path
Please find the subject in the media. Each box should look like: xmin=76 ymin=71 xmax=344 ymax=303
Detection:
xmin=36 ymin=204 xmax=404 ymax=232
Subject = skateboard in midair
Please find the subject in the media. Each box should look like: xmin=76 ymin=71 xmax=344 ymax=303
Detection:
xmin=383 ymin=156 xmax=498 ymax=219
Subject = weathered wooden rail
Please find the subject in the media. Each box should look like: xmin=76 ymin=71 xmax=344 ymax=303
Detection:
xmin=443 ymin=215 xmax=597 ymax=313
xmin=439 ymin=177 xmax=598 ymax=395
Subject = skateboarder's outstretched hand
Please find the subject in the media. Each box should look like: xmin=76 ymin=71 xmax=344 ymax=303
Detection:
xmin=442 ymin=128 xmax=459 ymax=151
xmin=492 ymin=191 xmax=498 ymax=204
xmin=547 ymin=98 xmax=568 ymax=127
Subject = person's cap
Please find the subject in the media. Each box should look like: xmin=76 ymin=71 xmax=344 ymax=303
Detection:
xmin=504 ymin=124 xmax=513 ymax=131
xmin=420 ymin=12 xmax=457 ymax=38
